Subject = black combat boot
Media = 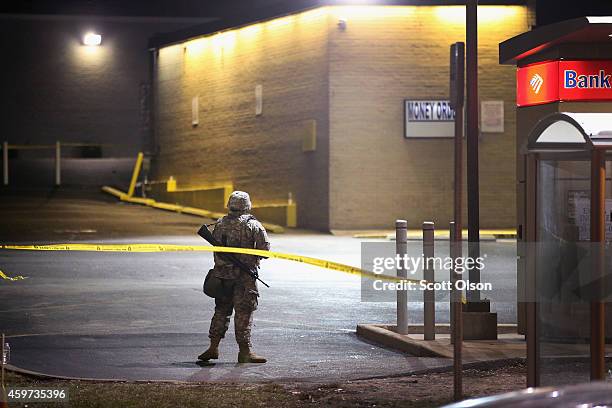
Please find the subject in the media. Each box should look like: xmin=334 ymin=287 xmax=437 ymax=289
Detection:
xmin=237 ymin=343 xmax=267 ymax=363
xmin=198 ymin=337 xmax=221 ymax=361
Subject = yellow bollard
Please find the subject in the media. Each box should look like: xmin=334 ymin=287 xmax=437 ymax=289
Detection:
xmin=127 ymin=152 xmax=144 ymax=197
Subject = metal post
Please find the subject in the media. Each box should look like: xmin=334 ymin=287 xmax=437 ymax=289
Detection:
xmin=2 ymin=142 xmax=7 ymax=186
xmin=590 ymin=148 xmax=605 ymax=381
xmin=525 ymin=154 xmax=539 ymax=387
xmin=450 ymin=42 xmax=464 ymax=242
xmin=1 ymin=333 xmax=6 ymax=408
xmin=450 ymin=222 xmax=463 ymax=400
xmin=396 ymin=219 xmax=409 ymax=335
xmin=466 ymin=0 xmax=482 ymax=304
xmin=423 ymin=221 xmax=435 ymax=340
xmin=450 ymin=41 xmax=465 ymax=399
xmin=55 ymin=141 xmax=61 ymax=186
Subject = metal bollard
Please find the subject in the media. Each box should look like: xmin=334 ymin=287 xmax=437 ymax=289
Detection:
xmin=450 ymin=221 xmax=463 ymax=389
xmin=55 ymin=141 xmax=61 ymax=186
xmin=396 ymin=219 xmax=409 ymax=335
xmin=2 ymin=142 xmax=7 ymax=186
xmin=423 ymin=221 xmax=435 ymax=340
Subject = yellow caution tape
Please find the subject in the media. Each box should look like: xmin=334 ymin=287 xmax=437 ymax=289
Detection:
xmin=0 ymin=243 xmax=414 ymax=284
xmin=0 ymin=244 xmax=468 ymax=303
xmin=0 ymin=269 xmax=27 ymax=281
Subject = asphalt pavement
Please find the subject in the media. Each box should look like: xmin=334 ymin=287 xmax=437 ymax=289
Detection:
xmin=0 ymin=190 xmax=518 ymax=382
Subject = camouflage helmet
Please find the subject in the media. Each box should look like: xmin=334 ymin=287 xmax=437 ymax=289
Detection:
xmin=227 ymin=191 xmax=252 ymax=213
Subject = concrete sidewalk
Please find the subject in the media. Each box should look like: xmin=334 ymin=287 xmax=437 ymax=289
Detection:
xmin=357 ymin=324 xmax=525 ymax=362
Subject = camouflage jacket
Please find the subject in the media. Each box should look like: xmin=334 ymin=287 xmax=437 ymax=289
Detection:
xmin=211 ymin=213 xmax=270 ymax=280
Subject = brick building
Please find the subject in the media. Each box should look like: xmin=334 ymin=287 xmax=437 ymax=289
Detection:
xmin=149 ymin=2 xmax=534 ymax=231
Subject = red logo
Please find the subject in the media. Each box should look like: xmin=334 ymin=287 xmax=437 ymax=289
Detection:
xmin=516 ymin=61 xmax=558 ymax=107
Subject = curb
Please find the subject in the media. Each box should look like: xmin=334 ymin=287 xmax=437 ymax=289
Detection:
xmin=4 ymin=364 xmax=195 ymax=385
xmin=357 ymin=323 xmax=520 ymax=359
xmin=357 ymin=324 xmax=449 ymax=358
xmin=5 ymin=357 xmax=527 ymax=386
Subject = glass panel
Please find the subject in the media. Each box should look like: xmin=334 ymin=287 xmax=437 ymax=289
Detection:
xmin=537 ymin=159 xmax=591 ymax=386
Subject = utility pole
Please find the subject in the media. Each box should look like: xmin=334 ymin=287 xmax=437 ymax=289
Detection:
xmin=466 ymin=0 xmax=481 ymax=306
xmin=464 ymin=0 xmax=497 ymax=340
xmin=449 ymin=41 xmax=464 ymax=401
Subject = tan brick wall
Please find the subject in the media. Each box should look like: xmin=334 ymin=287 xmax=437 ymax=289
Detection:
xmin=153 ymin=5 xmax=531 ymax=231
xmin=328 ymin=5 xmax=531 ymax=229
xmin=152 ymin=8 xmax=331 ymax=229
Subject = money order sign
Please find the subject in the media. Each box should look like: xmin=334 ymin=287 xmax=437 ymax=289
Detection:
xmin=404 ymin=100 xmax=456 ymax=138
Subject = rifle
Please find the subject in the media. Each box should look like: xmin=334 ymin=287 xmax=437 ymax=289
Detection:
xmin=197 ymin=224 xmax=270 ymax=288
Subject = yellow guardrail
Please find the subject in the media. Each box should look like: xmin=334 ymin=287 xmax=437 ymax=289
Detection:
xmin=101 ymin=186 xmax=286 ymax=233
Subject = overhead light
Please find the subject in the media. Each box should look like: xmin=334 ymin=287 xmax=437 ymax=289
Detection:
xmin=83 ymin=32 xmax=102 ymax=46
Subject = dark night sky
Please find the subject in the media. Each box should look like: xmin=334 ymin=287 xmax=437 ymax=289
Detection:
xmin=1 ymin=1 xmax=612 ymax=27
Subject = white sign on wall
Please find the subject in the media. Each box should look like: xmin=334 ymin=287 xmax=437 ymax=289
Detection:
xmin=255 ymin=84 xmax=263 ymax=116
xmin=480 ymin=100 xmax=504 ymax=133
xmin=404 ymin=100 xmax=456 ymax=138
xmin=191 ymin=96 xmax=199 ymax=127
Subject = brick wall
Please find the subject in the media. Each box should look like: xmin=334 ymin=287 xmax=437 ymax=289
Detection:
xmin=152 ymin=9 xmax=331 ymax=229
xmin=153 ymin=5 xmax=532 ymax=231
xmin=328 ymin=5 xmax=532 ymax=229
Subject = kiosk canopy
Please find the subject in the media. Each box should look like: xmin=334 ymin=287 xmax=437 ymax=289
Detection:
xmin=527 ymin=112 xmax=612 ymax=152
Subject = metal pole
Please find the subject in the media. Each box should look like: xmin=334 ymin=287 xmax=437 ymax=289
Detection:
xmin=2 ymin=142 xmax=7 ymax=186
xmin=450 ymin=41 xmax=465 ymax=400
xmin=525 ymin=155 xmax=539 ymax=387
xmin=423 ymin=221 xmax=435 ymax=340
xmin=396 ymin=219 xmax=409 ymax=335
xmin=590 ymin=148 xmax=605 ymax=381
xmin=1 ymin=333 xmax=6 ymax=408
xmin=451 ymin=43 xmax=464 ymax=243
xmin=55 ymin=141 xmax=61 ymax=186
xmin=1 ymin=333 xmax=4 ymax=386
xmin=450 ymin=222 xmax=463 ymax=401
xmin=466 ymin=0 xmax=481 ymax=304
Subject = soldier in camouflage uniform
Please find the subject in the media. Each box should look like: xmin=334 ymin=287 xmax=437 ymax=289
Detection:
xmin=198 ymin=191 xmax=270 ymax=363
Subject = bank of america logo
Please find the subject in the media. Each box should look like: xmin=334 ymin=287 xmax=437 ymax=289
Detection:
xmin=530 ymin=74 xmax=544 ymax=94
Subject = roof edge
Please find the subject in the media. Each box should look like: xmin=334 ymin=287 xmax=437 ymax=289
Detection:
xmin=499 ymin=16 xmax=612 ymax=65
xmin=149 ymin=0 xmax=528 ymax=49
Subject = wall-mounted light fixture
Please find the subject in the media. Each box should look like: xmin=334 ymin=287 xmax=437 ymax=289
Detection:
xmin=337 ymin=18 xmax=347 ymax=30
xmin=83 ymin=32 xmax=102 ymax=46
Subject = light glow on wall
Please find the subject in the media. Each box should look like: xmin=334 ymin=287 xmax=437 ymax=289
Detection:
xmin=434 ymin=6 xmax=522 ymax=25
xmin=185 ymin=38 xmax=207 ymax=55
xmin=211 ymin=31 xmax=237 ymax=53
xmin=182 ymin=7 xmax=329 ymax=62
xmin=240 ymin=24 xmax=263 ymax=40
xmin=329 ymin=5 xmax=415 ymax=20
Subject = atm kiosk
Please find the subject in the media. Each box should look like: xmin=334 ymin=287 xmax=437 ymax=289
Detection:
xmin=500 ymin=17 xmax=612 ymax=387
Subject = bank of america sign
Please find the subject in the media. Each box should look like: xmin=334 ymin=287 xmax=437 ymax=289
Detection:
xmin=404 ymin=100 xmax=457 ymax=138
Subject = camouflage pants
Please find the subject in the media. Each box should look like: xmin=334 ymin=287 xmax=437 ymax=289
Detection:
xmin=208 ymin=277 xmax=259 ymax=346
